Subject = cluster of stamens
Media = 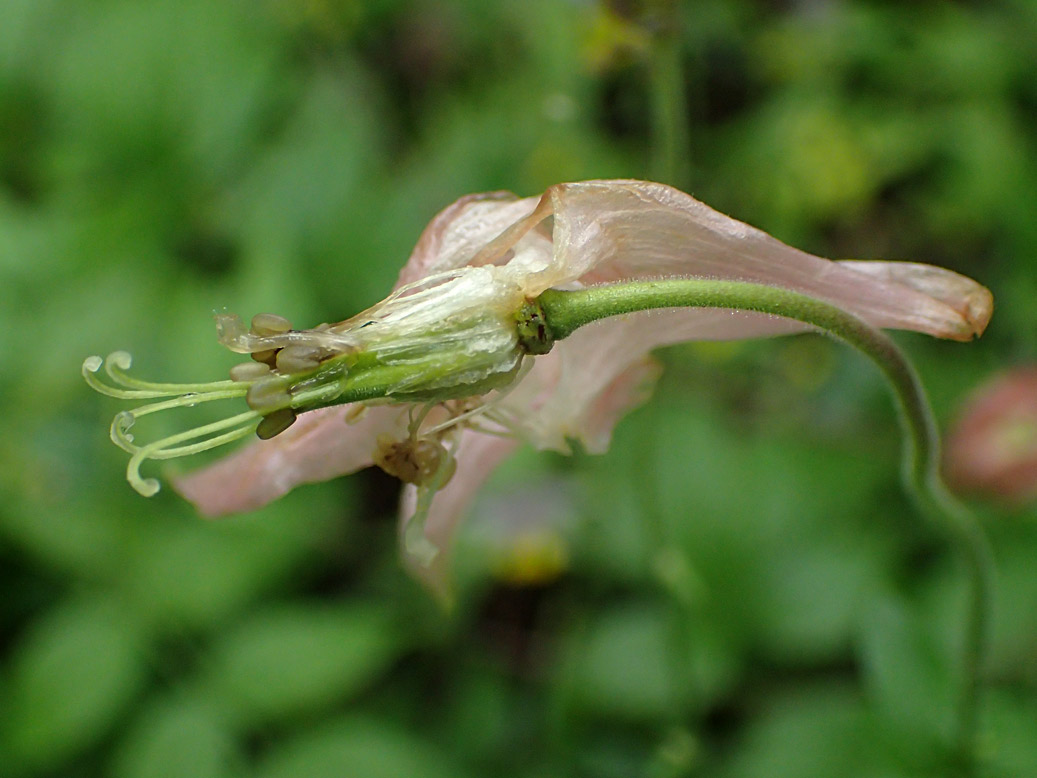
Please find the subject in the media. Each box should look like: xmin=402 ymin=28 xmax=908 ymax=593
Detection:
xmin=82 ymin=351 xmax=260 ymax=497
xmin=224 ymin=312 xmax=364 ymax=438
xmin=84 ymin=278 xmax=533 ymax=504
xmin=233 ymin=313 xmax=320 ymax=439
xmin=82 ymin=313 xmax=353 ymax=497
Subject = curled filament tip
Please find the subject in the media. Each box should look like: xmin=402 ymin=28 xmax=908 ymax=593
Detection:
xmin=84 ymin=351 xmax=263 ymax=497
xmin=83 ymin=352 xmax=243 ymax=399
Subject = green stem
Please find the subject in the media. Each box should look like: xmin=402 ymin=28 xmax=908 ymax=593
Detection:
xmin=537 ymin=280 xmax=993 ymax=770
xmin=646 ymin=0 xmax=691 ymax=188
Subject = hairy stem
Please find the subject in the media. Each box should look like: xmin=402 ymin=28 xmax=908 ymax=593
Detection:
xmin=538 ymin=280 xmax=993 ymax=771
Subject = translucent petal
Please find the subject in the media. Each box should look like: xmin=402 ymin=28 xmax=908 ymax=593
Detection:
xmin=538 ymin=180 xmax=993 ymax=341
xmin=394 ymin=192 xmax=542 ymax=286
xmin=174 ymin=405 xmax=406 ymax=516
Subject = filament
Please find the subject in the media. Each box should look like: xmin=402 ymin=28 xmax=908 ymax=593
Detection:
xmin=83 ymin=353 xmax=248 ymax=399
xmin=422 ymin=402 xmax=489 ymax=437
xmin=124 ymin=411 xmax=261 ymax=497
xmin=83 ymin=351 xmax=267 ymax=495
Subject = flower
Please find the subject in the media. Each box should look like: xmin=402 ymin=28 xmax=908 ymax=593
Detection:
xmin=92 ymin=180 xmax=991 ymax=596
xmin=946 ymin=367 xmax=1037 ymax=504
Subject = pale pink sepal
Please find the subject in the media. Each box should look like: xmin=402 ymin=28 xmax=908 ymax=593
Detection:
xmin=393 ymin=180 xmax=992 ymax=342
xmin=174 ymin=405 xmax=405 ymax=516
xmin=394 ymin=192 xmax=542 ymax=287
xmin=538 ymin=180 xmax=991 ymax=341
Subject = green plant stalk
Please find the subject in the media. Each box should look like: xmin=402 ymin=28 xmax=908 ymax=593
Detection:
xmin=537 ymin=280 xmax=993 ymax=770
xmin=646 ymin=0 xmax=691 ymax=189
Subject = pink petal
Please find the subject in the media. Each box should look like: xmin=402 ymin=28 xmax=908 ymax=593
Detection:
xmin=572 ymin=351 xmax=662 ymax=454
xmin=398 ymin=431 xmax=520 ymax=599
xmin=945 ymin=368 xmax=1037 ymax=503
xmin=501 ymin=310 xmax=808 ymax=454
xmin=535 ymin=180 xmax=992 ymax=340
xmin=175 ymin=405 xmax=405 ymax=516
xmin=835 ymin=260 xmax=992 ymax=339
xmin=394 ymin=192 xmax=541 ymax=287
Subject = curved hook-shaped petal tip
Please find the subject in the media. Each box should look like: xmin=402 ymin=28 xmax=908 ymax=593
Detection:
xmin=839 ymin=260 xmax=993 ymax=341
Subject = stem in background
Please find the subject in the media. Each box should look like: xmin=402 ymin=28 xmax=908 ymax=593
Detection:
xmin=537 ymin=280 xmax=993 ymax=772
xmin=646 ymin=0 xmax=691 ymax=189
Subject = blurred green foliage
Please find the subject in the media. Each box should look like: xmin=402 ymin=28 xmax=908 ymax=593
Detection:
xmin=1 ymin=0 xmax=1036 ymax=776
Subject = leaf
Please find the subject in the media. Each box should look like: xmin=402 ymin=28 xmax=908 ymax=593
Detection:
xmin=859 ymin=591 xmax=956 ymax=747
xmin=208 ymin=603 xmax=403 ymax=728
xmin=983 ymin=689 xmax=1037 ymax=776
xmin=1 ymin=596 xmax=148 ymax=774
xmin=255 ymin=715 xmax=471 ymax=778
xmin=110 ymin=691 xmax=243 ymax=778
xmin=564 ymin=602 xmax=686 ymax=720
xmin=122 ymin=504 xmax=336 ymax=631
xmin=721 ymin=685 xmax=883 ymax=778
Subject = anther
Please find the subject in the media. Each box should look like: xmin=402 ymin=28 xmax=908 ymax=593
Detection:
xmin=250 ymin=313 xmax=292 ymax=336
xmin=245 ymin=379 xmax=292 ymax=413
xmin=256 ymin=408 xmax=297 ymax=439
xmin=373 ymin=436 xmax=454 ymax=486
xmin=275 ymin=346 xmax=321 ymax=374
xmin=229 ymin=362 xmax=272 ymax=382
xmin=250 ymin=348 xmax=279 ymax=366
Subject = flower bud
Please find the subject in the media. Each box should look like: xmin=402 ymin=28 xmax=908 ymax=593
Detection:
xmin=946 ymin=368 xmax=1037 ymax=504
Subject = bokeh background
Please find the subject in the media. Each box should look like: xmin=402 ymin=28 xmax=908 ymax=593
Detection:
xmin=2 ymin=1 xmax=1036 ymax=776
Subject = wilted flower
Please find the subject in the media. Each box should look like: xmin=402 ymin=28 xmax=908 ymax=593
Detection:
xmin=86 ymin=180 xmax=992 ymax=595
xmin=946 ymin=367 xmax=1037 ymax=504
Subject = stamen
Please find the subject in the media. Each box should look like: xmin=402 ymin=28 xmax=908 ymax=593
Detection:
xmin=416 ymin=361 xmax=528 ymax=439
xmin=230 ymin=362 xmax=272 ymax=382
xmin=275 ymin=346 xmax=320 ymax=374
xmin=479 ymin=406 xmax=524 ymax=437
xmin=221 ymin=312 xmax=359 ymax=356
xmin=251 ymin=313 xmax=293 ymax=335
xmin=465 ymin=422 xmax=517 ymax=440
xmin=246 ymin=378 xmax=292 ymax=413
xmin=250 ymin=349 xmax=279 ymax=366
xmin=215 ymin=313 xmax=251 ymax=350
xmin=83 ymin=354 xmax=247 ymax=399
xmin=124 ymin=411 xmax=260 ymax=496
xmin=422 ymin=402 xmax=491 ymax=437
xmin=407 ymin=403 xmax=435 ymax=437
xmin=400 ymin=438 xmax=459 ymax=567
xmin=256 ymin=408 xmax=297 ymax=439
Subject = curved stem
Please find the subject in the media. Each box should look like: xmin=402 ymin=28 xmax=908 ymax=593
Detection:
xmin=538 ymin=280 xmax=993 ymax=770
